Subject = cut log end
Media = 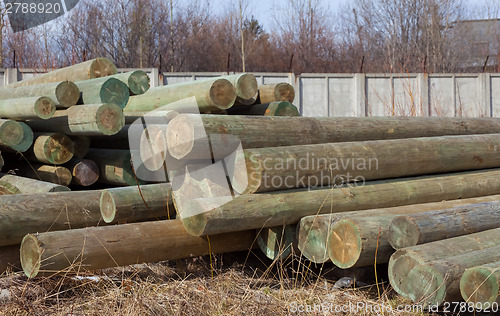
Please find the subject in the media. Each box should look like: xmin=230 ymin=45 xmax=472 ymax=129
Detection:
xmin=328 ymin=219 xmax=362 ymax=269
xmin=55 ymin=81 xmax=80 ymax=107
xmin=90 ymin=57 xmax=118 ymax=78
xmin=96 ymin=103 xmax=126 ymax=135
xmin=166 ymin=115 xmax=195 ymax=160
xmin=235 ymin=74 xmax=258 ymax=105
xmin=273 ymin=83 xmax=295 ymax=103
xmin=35 ymin=133 xmax=75 ymax=164
xmin=388 ymin=250 xmax=424 ymax=297
xmin=10 ymin=122 xmax=33 ymax=152
xmin=20 ymin=234 xmax=42 ymax=278
xmin=0 ymin=120 xmax=24 ymax=147
xmin=460 ymin=267 xmax=499 ymax=304
xmin=298 ymin=221 xmax=330 ymax=263
xmin=407 ymin=265 xmax=446 ymax=306
xmin=71 ymin=159 xmax=99 ymax=186
xmin=35 ymin=97 xmax=56 ymax=119
xmin=100 ymin=190 xmax=116 ymax=223
xmin=128 ymin=71 xmax=150 ymax=95
xmin=99 ymin=79 xmax=130 ymax=109
xmin=209 ymin=79 xmax=237 ymax=110
xmin=388 ymin=216 xmax=421 ymax=249
xmin=181 ymin=213 xmax=208 ymax=237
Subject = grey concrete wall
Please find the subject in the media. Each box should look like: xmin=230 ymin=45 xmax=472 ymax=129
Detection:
xmin=2 ymin=68 xmax=499 ymax=118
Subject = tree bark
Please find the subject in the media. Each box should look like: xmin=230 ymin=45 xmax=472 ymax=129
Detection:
xmin=0 ymin=173 xmax=69 ymax=193
xmin=5 ymin=162 xmax=72 ymax=186
xmin=0 ymin=96 xmax=56 ymax=120
xmin=0 ymin=81 xmax=80 ymax=107
xmin=74 ymin=78 xmax=130 ymax=109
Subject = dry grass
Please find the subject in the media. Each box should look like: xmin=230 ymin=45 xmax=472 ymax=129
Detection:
xmin=0 ymin=251 xmax=423 ymax=315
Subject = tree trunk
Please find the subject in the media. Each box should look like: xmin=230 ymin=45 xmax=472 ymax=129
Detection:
xmin=231 ymin=133 xmax=500 ymax=194
xmin=20 ymin=220 xmax=256 ymax=278
xmin=406 ymin=245 xmax=500 ymax=306
xmin=74 ymin=78 xmax=130 ymax=108
xmin=226 ymin=101 xmax=299 ymax=116
xmin=107 ymin=70 xmax=150 ymax=95
xmin=256 ymin=83 xmax=295 ymax=104
xmin=166 ymin=115 xmax=500 ymax=161
xmin=123 ymin=78 xmax=236 ymax=113
xmin=0 ymin=96 xmax=56 ymax=120
xmin=85 ymin=148 xmax=145 ymax=186
xmin=7 ymin=58 xmax=117 ymax=88
xmin=5 ymin=162 xmax=72 ymax=186
xmin=298 ymin=194 xmax=500 ymax=264
xmin=26 ymin=104 xmax=125 ymax=136
xmin=389 ymin=201 xmax=500 ymax=249
xmin=0 ymin=190 xmax=104 ymax=247
xmin=460 ymin=261 xmax=500 ymax=305
xmin=0 ymin=173 xmax=69 ymax=193
xmin=388 ymin=228 xmax=500 ymax=299
xmin=178 ymin=169 xmax=500 ymax=236
xmin=27 ymin=133 xmax=74 ymax=165
xmin=65 ymin=159 xmax=99 ymax=186
xmin=100 ymin=183 xmax=174 ymax=223
xmin=0 ymin=81 xmax=80 ymax=107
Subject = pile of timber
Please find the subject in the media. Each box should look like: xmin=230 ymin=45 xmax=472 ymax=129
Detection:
xmin=1 ymin=58 xmax=500 ymax=310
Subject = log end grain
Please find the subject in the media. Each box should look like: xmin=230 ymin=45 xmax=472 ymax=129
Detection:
xmin=0 ymin=120 xmax=24 ymax=147
xmin=273 ymin=83 xmax=295 ymax=103
xmin=235 ymin=73 xmax=258 ymax=105
xmin=96 ymin=103 xmax=126 ymax=135
xmin=34 ymin=97 xmax=57 ymax=119
xmin=388 ymin=250 xmax=424 ymax=298
xmin=20 ymin=234 xmax=42 ymax=278
xmin=328 ymin=219 xmax=362 ymax=269
xmin=128 ymin=70 xmax=150 ymax=95
xmin=210 ymin=79 xmax=237 ymax=110
xmin=99 ymin=79 xmax=130 ymax=109
xmin=10 ymin=122 xmax=33 ymax=152
xmin=71 ymin=159 xmax=99 ymax=186
xmin=297 ymin=218 xmax=330 ymax=264
xmin=388 ymin=215 xmax=421 ymax=249
xmin=55 ymin=81 xmax=80 ymax=107
xmin=407 ymin=264 xmax=446 ymax=306
xmin=460 ymin=266 xmax=499 ymax=305
xmin=90 ymin=57 xmax=118 ymax=79
xmin=100 ymin=190 xmax=116 ymax=223
xmin=34 ymin=133 xmax=75 ymax=164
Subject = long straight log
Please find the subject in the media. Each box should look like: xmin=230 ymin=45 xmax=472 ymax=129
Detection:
xmin=123 ymin=78 xmax=236 ymax=113
xmin=231 ymin=133 xmax=500 ymax=194
xmin=8 ymin=58 xmax=117 ymax=88
xmin=0 ymin=81 xmax=80 ymax=107
xmin=85 ymin=148 xmax=145 ymax=186
xmin=27 ymin=133 xmax=74 ymax=164
xmin=298 ymin=194 xmax=500 ymax=264
xmin=0 ymin=190 xmax=104 ymax=247
xmin=65 ymin=159 xmax=99 ymax=186
xmin=20 ymin=220 xmax=256 ymax=278
xmin=166 ymin=115 xmax=500 ymax=161
xmin=100 ymin=183 xmax=174 ymax=223
xmin=0 ymin=173 xmax=69 ymax=193
xmin=1 ymin=245 xmax=21 ymax=274
xmin=26 ymin=104 xmax=125 ymax=136
xmin=178 ymin=169 xmax=500 ymax=237
xmin=106 ymin=70 xmax=150 ymax=95
xmin=405 ymin=245 xmax=500 ymax=306
xmin=226 ymin=101 xmax=300 ymax=116
xmin=0 ymin=96 xmax=56 ymax=120
xmin=8 ymin=122 xmax=33 ymax=152
xmin=257 ymin=83 xmax=295 ymax=104
xmin=74 ymin=78 xmax=130 ymax=108
xmin=388 ymin=228 xmax=500 ymax=299
xmin=389 ymin=201 xmax=500 ymax=249
xmin=6 ymin=163 xmax=72 ymax=186
xmin=0 ymin=119 xmax=24 ymax=147
xmin=461 ymin=261 xmax=500 ymax=304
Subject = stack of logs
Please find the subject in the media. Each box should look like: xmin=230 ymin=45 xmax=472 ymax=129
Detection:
xmin=1 ymin=58 xmax=499 ymax=310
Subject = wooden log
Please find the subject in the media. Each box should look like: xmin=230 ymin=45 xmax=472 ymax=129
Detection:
xmin=388 ymin=228 xmax=500 ymax=299
xmin=298 ymin=194 xmax=500 ymax=264
xmin=406 ymin=246 xmax=500 ymax=306
xmin=8 ymin=122 xmax=33 ymax=152
xmin=231 ymin=133 xmax=500 ymax=194
xmin=0 ymin=173 xmax=69 ymax=193
xmin=0 ymin=81 xmax=80 ymax=107
xmin=26 ymin=104 xmax=125 ymax=136
xmin=106 ymin=70 xmax=150 ymax=95
xmin=166 ymin=115 xmax=500 ymax=161
xmin=85 ymin=148 xmax=145 ymax=186
xmin=8 ymin=58 xmax=117 ymax=88
xmin=226 ymin=101 xmax=300 ymax=116
xmin=0 ymin=96 xmax=56 ymax=120
xmin=27 ymin=133 xmax=74 ymax=165
xmin=74 ymin=78 xmax=130 ymax=108
xmin=65 ymin=159 xmax=99 ymax=186
xmin=123 ymin=78 xmax=236 ymax=113
xmin=20 ymin=220 xmax=256 ymax=278
xmin=0 ymin=245 xmax=21 ymax=274
xmin=219 ymin=73 xmax=258 ymax=105
xmin=0 ymin=190 xmax=104 ymax=247
xmin=257 ymin=225 xmax=297 ymax=260
xmin=0 ymin=119 xmax=24 ymax=147
xmin=461 ymin=261 xmax=500 ymax=305
xmin=6 ymin=163 xmax=73 ymax=186
xmin=178 ymin=169 xmax=500 ymax=237
xmin=100 ymin=183 xmax=174 ymax=223
xmin=389 ymin=201 xmax=500 ymax=249
xmin=257 ymin=83 xmax=295 ymax=104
